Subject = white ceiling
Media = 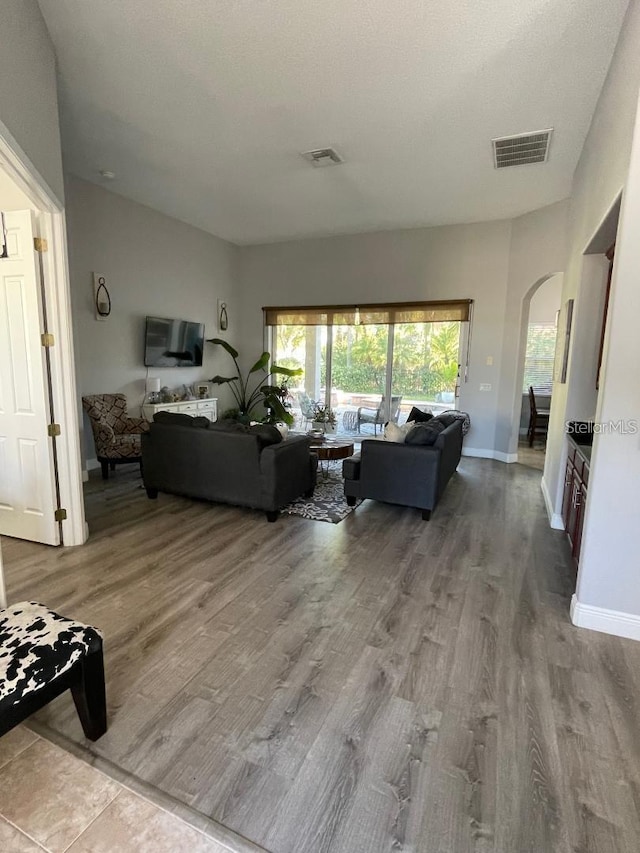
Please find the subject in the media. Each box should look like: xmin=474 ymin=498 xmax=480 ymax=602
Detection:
xmin=38 ymin=0 xmax=629 ymax=245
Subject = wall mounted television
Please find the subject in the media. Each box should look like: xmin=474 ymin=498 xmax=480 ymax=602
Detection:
xmin=144 ymin=316 xmax=205 ymax=367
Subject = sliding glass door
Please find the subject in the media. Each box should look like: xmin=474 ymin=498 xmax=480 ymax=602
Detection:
xmin=265 ymin=301 xmax=470 ymax=435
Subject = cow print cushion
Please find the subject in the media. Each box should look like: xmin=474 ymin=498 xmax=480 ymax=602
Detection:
xmin=0 ymin=602 xmax=102 ymax=714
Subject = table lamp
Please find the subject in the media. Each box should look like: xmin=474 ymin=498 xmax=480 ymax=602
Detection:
xmin=147 ymin=377 xmax=161 ymax=403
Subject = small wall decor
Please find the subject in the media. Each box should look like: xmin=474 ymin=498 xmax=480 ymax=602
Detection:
xmin=93 ymin=272 xmax=111 ymax=321
xmin=555 ymin=298 xmax=574 ymax=384
xmin=218 ymin=299 xmax=228 ymax=332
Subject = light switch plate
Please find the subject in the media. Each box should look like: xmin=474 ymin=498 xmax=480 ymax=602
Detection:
xmin=479 ymin=383 xmax=492 ymax=391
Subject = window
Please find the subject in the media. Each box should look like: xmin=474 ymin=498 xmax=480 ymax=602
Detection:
xmin=265 ymin=300 xmax=472 ymax=434
xmin=523 ymin=321 xmax=557 ymax=393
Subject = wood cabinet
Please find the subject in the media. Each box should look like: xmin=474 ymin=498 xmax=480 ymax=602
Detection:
xmin=562 ymin=441 xmax=589 ymax=567
xmin=142 ymin=397 xmax=218 ymax=423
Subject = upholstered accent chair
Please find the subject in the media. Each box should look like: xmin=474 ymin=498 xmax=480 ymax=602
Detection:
xmin=357 ymin=395 xmax=403 ymax=435
xmin=82 ymin=393 xmax=149 ymax=479
xmin=0 ymin=601 xmax=107 ymax=741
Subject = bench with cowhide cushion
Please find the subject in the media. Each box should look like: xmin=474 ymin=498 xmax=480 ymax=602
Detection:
xmin=0 ymin=602 xmax=106 ymax=741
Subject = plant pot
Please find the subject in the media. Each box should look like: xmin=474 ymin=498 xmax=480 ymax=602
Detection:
xmin=312 ymin=420 xmax=325 ymax=432
xmin=324 ymin=424 xmax=337 ymax=435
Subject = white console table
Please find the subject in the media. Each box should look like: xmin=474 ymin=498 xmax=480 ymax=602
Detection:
xmin=142 ymin=397 xmax=218 ymax=423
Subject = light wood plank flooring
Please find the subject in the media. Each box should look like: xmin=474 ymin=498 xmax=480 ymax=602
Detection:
xmin=3 ymin=458 xmax=640 ymax=853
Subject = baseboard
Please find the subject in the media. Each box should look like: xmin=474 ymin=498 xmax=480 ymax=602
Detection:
xmin=541 ymin=476 xmax=564 ymax=529
xmin=571 ymin=595 xmax=640 ymax=642
xmin=462 ymin=447 xmax=518 ymax=463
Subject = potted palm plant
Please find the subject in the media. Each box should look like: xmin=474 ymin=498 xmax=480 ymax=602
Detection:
xmin=207 ymin=338 xmax=301 ymax=425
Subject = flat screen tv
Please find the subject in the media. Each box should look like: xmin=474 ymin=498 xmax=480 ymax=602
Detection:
xmin=144 ymin=316 xmax=205 ymax=367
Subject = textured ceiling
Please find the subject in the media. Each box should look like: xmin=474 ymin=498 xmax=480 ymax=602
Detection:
xmin=39 ymin=0 xmax=629 ymax=244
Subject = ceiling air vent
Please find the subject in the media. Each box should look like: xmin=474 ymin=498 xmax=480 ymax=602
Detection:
xmin=301 ymin=147 xmax=344 ymax=168
xmin=492 ymin=129 xmax=553 ymax=169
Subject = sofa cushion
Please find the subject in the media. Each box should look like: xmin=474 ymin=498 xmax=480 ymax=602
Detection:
xmin=404 ymin=420 xmax=446 ymax=446
xmin=248 ymin=424 xmax=282 ymax=448
xmin=153 ymin=411 xmax=209 ymax=429
xmin=408 ymin=406 xmax=433 ymax=423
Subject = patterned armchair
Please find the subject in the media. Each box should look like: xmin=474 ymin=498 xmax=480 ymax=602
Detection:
xmin=82 ymin=394 xmax=149 ymax=479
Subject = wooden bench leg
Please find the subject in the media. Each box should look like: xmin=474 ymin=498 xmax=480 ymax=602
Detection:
xmin=70 ymin=646 xmax=107 ymax=741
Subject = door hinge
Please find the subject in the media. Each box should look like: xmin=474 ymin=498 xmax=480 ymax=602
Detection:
xmin=34 ymin=237 xmax=48 ymax=253
xmin=47 ymin=423 xmax=61 ymax=437
xmin=54 ymin=508 xmax=67 ymax=522
xmin=41 ymin=332 xmax=55 ymax=347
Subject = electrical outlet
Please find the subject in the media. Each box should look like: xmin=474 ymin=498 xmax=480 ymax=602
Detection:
xmin=479 ymin=383 xmax=492 ymax=391
xmin=486 ymin=355 xmax=493 ymax=366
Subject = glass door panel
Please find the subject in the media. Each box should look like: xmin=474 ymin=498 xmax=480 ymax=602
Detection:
xmin=271 ymin=325 xmax=326 ymax=429
xmin=330 ymin=323 xmax=389 ymax=436
xmin=392 ymin=321 xmax=461 ymax=423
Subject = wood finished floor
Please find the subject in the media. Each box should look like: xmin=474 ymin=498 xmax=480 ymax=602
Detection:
xmin=3 ymin=459 xmax=640 ymax=853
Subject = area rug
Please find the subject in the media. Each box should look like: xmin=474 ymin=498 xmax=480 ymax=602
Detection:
xmin=283 ymin=472 xmax=361 ymax=523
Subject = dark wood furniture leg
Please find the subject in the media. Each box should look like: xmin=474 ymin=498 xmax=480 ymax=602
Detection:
xmin=100 ymin=459 xmax=109 ymax=480
xmin=422 ymin=509 xmax=431 ymax=521
xmin=70 ymin=645 xmax=107 ymax=741
xmin=266 ymin=510 xmax=280 ymax=522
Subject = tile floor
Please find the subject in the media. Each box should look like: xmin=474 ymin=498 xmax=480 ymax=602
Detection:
xmin=0 ymin=727 xmax=235 ymax=853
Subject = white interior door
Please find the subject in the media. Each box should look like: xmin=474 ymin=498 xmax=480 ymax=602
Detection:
xmin=0 ymin=210 xmax=59 ymax=545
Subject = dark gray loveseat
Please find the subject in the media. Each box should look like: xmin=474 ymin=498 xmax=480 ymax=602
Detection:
xmin=142 ymin=414 xmax=316 ymax=521
xmin=342 ymin=417 xmax=463 ymax=519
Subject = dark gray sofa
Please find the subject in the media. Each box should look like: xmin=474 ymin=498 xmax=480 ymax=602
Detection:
xmin=141 ymin=416 xmax=316 ymax=521
xmin=342 ymin=418 xmax=463 ymax=519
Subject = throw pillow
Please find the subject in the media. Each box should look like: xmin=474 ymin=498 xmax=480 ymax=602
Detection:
xmin=404 ymin=420 xmax=446 ymax=446
xmin=433 ymin=413 xmax=458 ymax=428
xmin=383 ymin=422 xmax=405 ymax=442
xmin=208 ymin=419 xmax=248 ymax=433
xmin=383 ymin=421 xmax=416 ymax=443
xmin=408 ymin=406 xmax=433 ymax=423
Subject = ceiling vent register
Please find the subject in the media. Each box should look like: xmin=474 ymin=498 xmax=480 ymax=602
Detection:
xmin=492 ymin=129 xmax=553 ymax=169
xmin=302 ymin=147 xmax=345 ymax=167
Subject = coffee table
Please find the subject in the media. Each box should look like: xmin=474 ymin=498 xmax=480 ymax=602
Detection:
xmin=307 ymin=437 xmax=355 ymax=479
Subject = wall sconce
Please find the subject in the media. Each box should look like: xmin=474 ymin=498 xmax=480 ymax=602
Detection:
xmin=218 ymin=299 xmax=228 ymax=332
xmin=93 ymin=272 xmax=111 ymax=321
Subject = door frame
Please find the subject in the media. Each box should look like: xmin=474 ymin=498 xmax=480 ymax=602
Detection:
xmin=0 ymin=120 xmax=86 ymax=546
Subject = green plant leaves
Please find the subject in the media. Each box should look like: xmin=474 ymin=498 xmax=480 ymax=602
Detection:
xmin=207 ymin=338 xmax=239 ymax=359
xmin=249 ymin=352 xmax=270 ymax=374
xmin=210 ymin=374 xmax=238 ymax=385
xmin=272 ymin=364 xmax=303 ymax=377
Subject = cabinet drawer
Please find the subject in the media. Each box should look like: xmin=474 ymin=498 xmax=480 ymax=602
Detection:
xmin=178 ymin=402 xmax=198 ymax=413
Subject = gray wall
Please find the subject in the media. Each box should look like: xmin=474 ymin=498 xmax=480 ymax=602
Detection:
xmin=0 ymin=0 xmax=64 ymax=203
xmin=554 ymin=0 xmax=640 ymax=621
xmin=239 ymin=203 xmax=568 ymax=459
xmin=544 ymin=0 xmax=640 ymax=525
xmin=65 ymin=176 xmax=239 ymax=465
